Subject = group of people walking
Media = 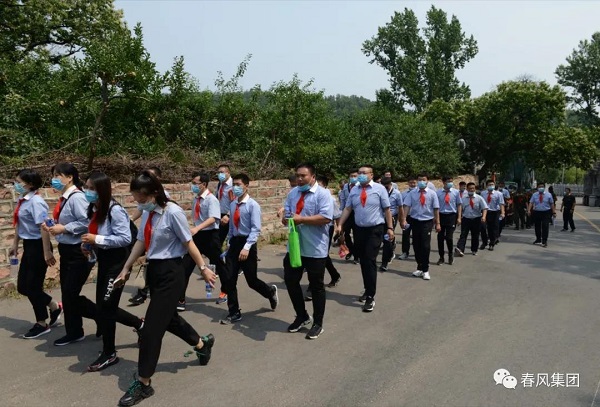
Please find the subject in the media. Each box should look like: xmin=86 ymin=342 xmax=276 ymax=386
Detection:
xmin=9 ymin=161 xmax=576 ymax=406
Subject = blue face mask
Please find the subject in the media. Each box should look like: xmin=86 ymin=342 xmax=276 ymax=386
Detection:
xmin=191 ymin=185 xmax=200 ymax=195
xmin=417 ymin=181 xmax=427 ymax=189
xmin=138 ymin=201 xmax=157 ymax=212
xmin=538 ymin=187 xmax=545 ymax=193
xmin=446 ymin=182 xmax=454 ymax=189
xmin=84 ymin=190 xmax=98 ymax=204
xmin=51 ymin=178 xmax=65 ymax=190
xmin=218 ymin=173 xmax=227 ymax=182
xmin=298 ymin=184 xmax=310 ymax=192
xmin=349 ymin=177 xmax=357 ymax=184
xmin=487 ymin=185 xmax=495 ymax=191
xmin=233 ymin=186 xmax=244 ymax=197
xmin=357 ymin=174 xmax=369 ymax=184
xmin=14 ymin=182 xmax=26 ymax=195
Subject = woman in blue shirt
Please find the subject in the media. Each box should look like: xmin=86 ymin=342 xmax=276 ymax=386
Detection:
xmin=43 ymin=163 xmax=96 ymax=346
xmin=11 ymin=169 xmax=62 ymax=339
xmin=80 ymin=171 xmax=144 ymax=372
xmin=114 ymin=170 xmax=217 ymax=407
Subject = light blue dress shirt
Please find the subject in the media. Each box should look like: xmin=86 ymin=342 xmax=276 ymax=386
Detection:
xmin=137 ymin=202 xmax=191 ymax=260
xmin=227 ymin=195 xmax=262 ymax=250
xmin=93 ymin=204 xmax=132 ymax=249
xmin=284 ymin=184 xmax=333 ymax=258
xmin=461 ymin=194 xmax=489 ymax=218
xmin=481 ymin=190 xmax=505 ymax=212
xmin=530 ymin=192 xmax=554 ymax=211
xmin=192 ymin=190 xmax=221 ymax=230
xmin=339 ymin=182 xmax=358 ymax=211
xmin=55 ymin=186 xmax=89 ymax=245
xmin=404 ymin=188 xmax=440 ymax=221
xmin=346 ymin=181 xmax=391 ymax=227
xmin=387 ymin=188 xmax=404 ymax=217
xmin=16 ymin=191 xmax=48 ymax=239
xmin=217 ymin=178 xmax=233 ymax=215
xmin=436 ymin=188 xmax=462 ymax=214
xmin=500 ymin=189 xmax=510 ymax=199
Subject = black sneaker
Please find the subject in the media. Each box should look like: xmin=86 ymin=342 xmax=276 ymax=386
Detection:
xmin=448 ymin=256 xmax=454 ymax=265
xmin=532 ymin=240 xmax=542 ymax=245
xmin=195 ymin=334 xmax=215 ymax=366
xmin=54 ymin=334 xmax=85 ymax=346
xmin=304 ymin=288 xmax=312 ymax=301
xmin=176 ymin=301 xmax=186 ymax=312
xmin=363 ymin=297 xmax=375 ymax=312
xmin=488 ymin=245 xmax=494 ymax=251
xmin=345 ymin=254 xmax=352 ymax=261
xmin=269 ymin=285 xmax=278 ymax=310
xmin=352 ymin=258 xmax=359 ymax=265
xmin=436 ymin=258 xmax=444 ymax=265
xmin=49 ymin=304 xmax=62 ymax=327
xmin=88 ymin=351 xmax=119 ymax=372
xmin=454 ymin=248 xmax=464 ymax=257
xmin=23 ymin=323 xmax=50 ymax=339
xmin=327 ymin=276 xmax=341 ymax=288
xmin=358 ymin=293 xmax=367 ymax=303
xmin=220 ymin=311 xmax=242 ymax=325
xmin=541 ymin=243 xmax=548 ymax=248
xmin=288 ymin=314 xmax=312 ymax=333
xmin=560 ymin=228 xmax=568 ymax=231
xmin=479 ymin=243 xmax=487 ymax=250
xmin=128 ymin=292 xmax=147 ymax=306
xmin=118 ymin=377 xmax=155 ymax=407
xmin=305 ymin=324 xmax=324 ymax=340
xmin=133 ymin=318 xmax=144 ymax=346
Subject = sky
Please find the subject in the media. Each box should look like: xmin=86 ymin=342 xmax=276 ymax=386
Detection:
xmin=114 ymin=1 xmax=600 ymax=100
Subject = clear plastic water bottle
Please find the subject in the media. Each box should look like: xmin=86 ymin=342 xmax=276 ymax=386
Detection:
xmin=384 ymin=233 xmax=390 ymax=241
xmin=84 ymin=243 xmax=96 ymax=263
xmin=45 ymin=219 xmax=55 ymax=227
xmin=219 ymin=251 xmax=228 ymax=263
xmin=205 ymin=264 xmax=215 ymax=298
xmin=10 ymin=256 xmax=19 ymax=280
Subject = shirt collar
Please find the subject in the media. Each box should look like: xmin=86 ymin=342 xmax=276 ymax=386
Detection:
xmin=23 ymin=191 xmax=37 ymax=201
xmin=153 ymin=205 xmax=165 ymax=215
xmin=62 ymin=185 xmax=77 ymax=199
xmin=236 ymin=194 xmax=250 ymax=204
xmin=200 ymin=189 xmax=210 ymax=199
xmin=361 ymin=180 xmax=375 ymax=189
xmin=309 ymin=182 xmax=318 ymax=193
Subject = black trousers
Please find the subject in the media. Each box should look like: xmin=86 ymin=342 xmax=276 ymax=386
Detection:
xmin=353 ymin=225 xmax=383 ymax=298
xmin=343 ymin=212 xmax=357 ymax=259
xmin=412 ymin=219 xmax=433 ymax=272
xmin=18 ymin=239 xmax=52 ymax=322
xmin=325 ymin=225 xmax=340 ymax=281
xmin=96 ymin=247 xmax=140 ymax=355
xmin=457 ymin=217 xmax=482 ymax=253
xmin=181 ymin=229 xmax=226 ymax=302
xmin=533 ymin=210 xmax=552 ymax=243
xmin=284 ymin=254 xmax=326 ymax=326
xmin=437 ymin=213 xmax=457 ymax=258
xmin=481 ymin=211 xmax=500 ymax=246
xmin=218 ymin=214 xmax=229 ymax=247
xmin=139 ymin=258 xmax=201 ymax=378
xmin=401 ymin=216 xmax=413 ymax=255
xmin=222 ymin=236 xmax=272 ymax=314
xmin=499 ymin=216 xmax=506 ymax=236
xmin=563 ymin=209 xmax=575 ymax=230
xmin=514 ymin=208 xmax=526 ymax=229
xmin=381 ymin=218 xmax=397 ymax=265
xmin=58 ymin=243 xmax=96 ymax=338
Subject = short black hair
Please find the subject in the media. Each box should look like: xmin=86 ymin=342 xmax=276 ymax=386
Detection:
xmin=486 ymin=179 xmax=495 ymax=185
xmin=442 ymin=176 xmax=453 ymax=182
xmin=358 ymin=164 xmax=374 ymax=172
xmin=467 ymin=182 xmax=476 ymax=188
xmin=348 ymin=168 xmax=359 ymax=175
xmin=459 ymin=181 xmax=467 ymax=186
xmin=565 ymin=187 xmax=571 ymax=192
xmin=417 ymin=173 xmax=428 ymax=179
xmin=316 ymin=174 xmax=329 ymax=187
xmin=537 ymin=182 xmax=545 ymax=187
xmin=408 ymin=176 xmax=417 ymax=182
xmin=233 ymin=173 xmax=250 ymax=186
xmin=16 ymin=169 xmax=43 ymax=190
xmin=217 ymin=164 xmax=231 ymax=172
xmin=192 ymin=172 xmax=210 ymax=186
xmin=295 ymin=163 xmax=316 ymax=175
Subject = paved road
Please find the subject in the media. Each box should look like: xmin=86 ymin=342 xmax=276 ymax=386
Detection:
xmin=1 ymin=202 xmax=600 ymax=407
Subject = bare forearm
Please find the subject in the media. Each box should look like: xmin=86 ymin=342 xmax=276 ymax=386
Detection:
xmin=123 ymin=241 xmax=145 ymax=270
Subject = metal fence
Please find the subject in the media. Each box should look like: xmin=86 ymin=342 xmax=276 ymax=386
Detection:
xmin=550 ymin=184 xmax=585 ymax=197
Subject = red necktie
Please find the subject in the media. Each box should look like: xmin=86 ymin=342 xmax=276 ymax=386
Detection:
xmin=469 ymin=197 xmax=474 ymax=209
xmin=52 ymin=197 xmax=64 ymax=221
xmin=12 ymin=198 xmax=24 ymax=227
xmin=88 ymin=212 xmax=99 ymax=234
xmin=233 ymin=203 xmax=241 ymax=229
xmin=420 ymin=190 xmax=426 ymax=206
xmin=360 ymin=187 xmax=367 ymax=207
xmin=459 ymin=191 xmax=463 ymax=198
xmin=144 ymin=211 xmax=155 ymax=252
xmin=219 ymin=184 xmax=225 ymax=200
xmin=194 ymin=197 xmax=200 ymax=221
xmin=444 ymin=191 xmax=450 ymax=204
xmin=539 ymin=193 xmax=543 ymax=203
xmin=296 ymin=191 xmax=307 ymax=214
xmin=487 ymin=192 xmax=492 ymax=204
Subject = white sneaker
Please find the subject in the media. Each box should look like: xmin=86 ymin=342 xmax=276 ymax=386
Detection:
xmin=388 ymin=257 xmax=393 ymax=265
xmin=423 ymin=272 xmax=431 ymax=280
xmin=412 ymin=270 xmax=423 ymax=277
xmin=398 ymin=253 xmax=408 ymax=260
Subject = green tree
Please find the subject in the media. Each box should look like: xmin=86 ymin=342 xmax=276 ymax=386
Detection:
xmin=555 ymin=32 xmax=600 ymax=126
xmin=362 ymin=5 xmax=478 ymax=112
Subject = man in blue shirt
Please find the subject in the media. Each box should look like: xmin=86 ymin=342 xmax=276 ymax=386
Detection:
xmin=401 ymin=174 xmax=440 ymax=281
xmin=480 ymin=180 xmax=505 ymax=251
xmin=380 ymin=177 xmax=403 ymax=271
xmin=282 ymin=164 xmax=333 ymax=339
xmin=338 ymin=165 xmax=394 ymax=312
xmin=435 ymin=176 xmax=462 ymax=266
xmin=455 ymin=182 xmax=488 ymax=256
xmin=220 ymin=173 xmax=278 ymax=324
xmin=528 ymin=182 xmax=556 ymax=247
xmin=397 ymin=177 xmax=417 ymax=260
xmin=497 ymin=181 xmax=511 ymax=236
xmin=216 ymin=164 xmax=235 ymax=247
xmin=338 ymin=169 xmax=359 ymax=264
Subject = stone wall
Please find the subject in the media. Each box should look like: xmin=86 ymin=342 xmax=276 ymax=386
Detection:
xmin=0 ymin=175 xmax=477 ymax=285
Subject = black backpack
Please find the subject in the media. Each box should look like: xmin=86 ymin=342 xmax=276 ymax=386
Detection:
xmin=107 ymin=201 xmax=139 ymax=252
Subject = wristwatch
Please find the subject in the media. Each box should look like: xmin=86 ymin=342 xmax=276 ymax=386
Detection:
xmin=200 ymin=265 xmax=206 ymax=271
xmin=387 ymin=227 xmax=394 ymax=231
